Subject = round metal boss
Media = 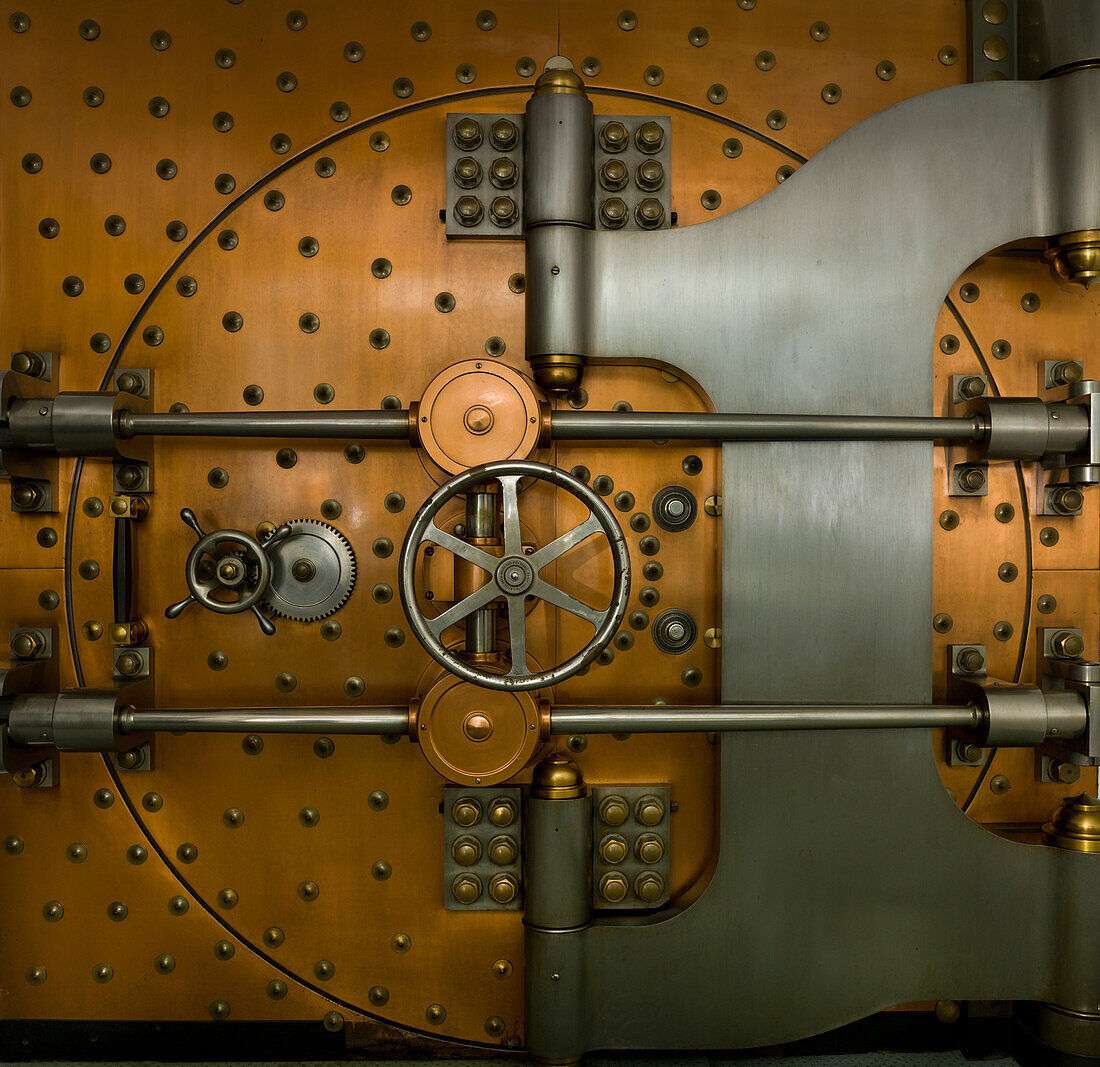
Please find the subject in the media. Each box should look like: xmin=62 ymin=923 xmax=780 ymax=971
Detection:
xmin=399 ymin=460 xmax=631 ymax=691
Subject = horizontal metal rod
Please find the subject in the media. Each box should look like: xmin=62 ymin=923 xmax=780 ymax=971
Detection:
xmin=550 ymin=411 xmax=987 ymax=443
xmin=116 ymin=409 xmax=987 ymax=445
xmin=119 ymin=410 xmax=411 ymax=440
xmin=549 ymin=704 xmax=983 ymax=733
xmin=117 ymin=703 xmax=980 ymax=737
xmin=119 ymin=707 xmax=410 ymax=735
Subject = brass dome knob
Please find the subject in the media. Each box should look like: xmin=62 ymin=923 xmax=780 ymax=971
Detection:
xmin=453 ymin=117 xmax=482 ymax=150
xmin=453 ymin=156 xmax=482 ymax=189
xmin=599 ymin=197 xmax=628 ymax=229
xmin=1043 ymin=793 xmax=1100 ymax=852
xmin=535 ymin=65 xmax=584 ymax=96
xmin=599 ymin=872 xmax=629 ymax=903
xmin=635 ymin=121 xmax=664 ymax=153
xmin=599 ymin=834 xmax=628 ymax=864
xmin=599 ymin=159 xmax=628 ymax=191
xmin=530 ymin=755 xmax=585 ymax=799
xmin=452 ymin=873 xmax=483 ymax=905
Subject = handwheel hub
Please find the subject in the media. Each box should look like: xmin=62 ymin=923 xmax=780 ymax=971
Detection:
xmin=495 ymin=555 xmax=534 ymax=594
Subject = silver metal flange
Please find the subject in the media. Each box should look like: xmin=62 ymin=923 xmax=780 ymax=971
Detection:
xmin=399 ymin=460 xmax=631 ymax=691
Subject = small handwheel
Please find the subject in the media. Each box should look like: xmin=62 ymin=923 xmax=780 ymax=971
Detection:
xmin=165 ymin=509 xmax=291 ymax=635
xmin=399 ymin=460 xmax=631 ymax=691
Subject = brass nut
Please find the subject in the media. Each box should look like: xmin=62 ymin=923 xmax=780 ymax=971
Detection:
xmin=635 ymin=197 xmax=665 ymax=229
xmin=1052 ymin=631 xmax=1085 ymax=659
xmin=489 ymin=118 xmax=518 ymax=151
xmin=452 ymin=873 xmax=483 ymax=905
xmin=599 ymin=121 xmax=628 ymax=153
xmin=635 ymin=159 xmax=664 ymax=192
xmin=635 ymin=795 xmax=665 ymax=826
xmin=599 ymin=158 xmax=628 ymax=191
xmin=599 ymin=197 xmax=628 ymax=229
xmin=488 ymin=797 xmax=516 ymax=827
xmin=454 ymin=195 xmax=484 ymax=227
xmin=10 ymin=630 xmax=43 ymax=658
xmin=958 ymin=376 xmax=986 ymax=399
xmin=452 ymin=836 xmax=481 ymax=866
xmin=453 ymin=156 xmax=482 ymax=189
xmin=956 ymin=647 xmax=985 ymax=674
xmin=635 ymin=121 xmax=664 ymax=153
xmin=635 ymin=833 xmax=665 ymax=864
xmin=634 ymin=871 xmax=665 ymax=904
xmin=599 ymin=795 xmax=629 ymax=826
xmin=1051 ymin=486 xmax=1084 ymax=514
xmin=452 ymin=797 xmax=482 ymax=826
xmin=599 ymin=833 xmax=628 ymax=864
xmin=959 ymin=466 xmax=986 ymax=492
xmin=489 ymin=873 xmax=518 ymax=904
xmin=453 ymin=117 xmax=482 ymax=150
xmin=489 ymin=157 xmax=517 ymax=189
xmin=599 ymin=872 xmax=629 ymax=903
xmin=488 ymin=835 xmax=518 ymax=866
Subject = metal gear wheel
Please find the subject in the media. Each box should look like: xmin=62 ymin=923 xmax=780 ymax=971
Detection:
xmin=259 ymin=519 xmax=356 ymax=622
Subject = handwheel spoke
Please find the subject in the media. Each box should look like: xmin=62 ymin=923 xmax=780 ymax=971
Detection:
xmin=506 ymin=595 xmax=530 ymax=676
xmin=425 ymin=582 xmax=499 ymax=638
xmin=529 ymin=578 xmax=605 ymax=627
xmin=529 ymin=512 xmax=603 ymax=570
xmin=499 ymin=476 xmax=523 ymax=557
xmin=424 ymin=521 xmax=497 ymax=572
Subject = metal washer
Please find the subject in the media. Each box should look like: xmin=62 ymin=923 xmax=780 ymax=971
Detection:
xmin=260 ymin=519 xmax=356 ymax=621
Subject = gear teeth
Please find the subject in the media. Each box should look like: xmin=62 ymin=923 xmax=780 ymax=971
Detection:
xmin=259 ymin=518 xmax=357 ymax=622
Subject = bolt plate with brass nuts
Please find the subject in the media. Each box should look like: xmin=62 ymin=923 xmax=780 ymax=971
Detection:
xmin=592 ymin=785 xmax=671 ymax=910
xmin=443 ymin=786 xmax=523 ymax=910
xmin=594 ymin=116 xmax=672 ymax=231
xmin=445 ymin=114 xmax=525 ymax=238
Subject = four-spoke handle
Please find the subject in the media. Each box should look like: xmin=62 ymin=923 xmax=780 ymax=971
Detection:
xmin=165 ymin=509 xmax=291 ymax=636
xmin=399 ymin=461 xmax=631 ymax=691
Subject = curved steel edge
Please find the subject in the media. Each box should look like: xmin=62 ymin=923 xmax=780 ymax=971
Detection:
xmin=526 ymin=70 xmax=1100 ymax=1058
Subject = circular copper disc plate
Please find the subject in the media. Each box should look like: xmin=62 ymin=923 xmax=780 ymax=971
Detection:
xmin=417 ymin=673 xmax=542 ymax=785
xmin=418 ymin=360 xmax=542 ymax=476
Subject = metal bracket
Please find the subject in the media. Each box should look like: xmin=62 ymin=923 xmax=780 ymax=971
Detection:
xmin=951 ymin=461 xmax=988 ymax=497
xmin=112 ymin=367 xmax=153 ymax=402
xmin=442 ymin=786 xmax=523 ymax=911
xmin=591 ymin=785 xmax=671 ymax=910
xmin=9 ymin=350 xmax=53 ymax=382
xmin=113 ymin=645 xmax=152 ymax=685
xmin=969 ymin=0 xmax=1017 ymax=82
xmin=8 ymin=627 xmax=53 ymax=661
xmin=112 ymin=459 xmax=151 ymax=494
xmin=10 ymin=475 xmax=53 ymax=513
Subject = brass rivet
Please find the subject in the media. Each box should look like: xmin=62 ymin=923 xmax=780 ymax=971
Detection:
xmin=42 ymin=900 xmax=64 ymax=922
xmin=4 ymin=835 xmax=24 ymax=855
xmin=810 ymin=21 xmax=830 ymax=41
xmin=154 ymin=954 xmax=175 ymax=974
xmin=876 ymin=59 xmax=897 ymax=80
xmin=1039 ymin=527 xmax=1059 ymax=547
xmin=998 ymin=561 xmax=1019 ymax=582
xmin=939 ymin=510 xmax=959 ymax=531
xmin=707 ymin=83 xmax=727 ymax=104
xmin=982 ymin=35 xmax=1008 ymax=62
xmin=169 ymin=895 xmax=189 ymax=916
xmin=993 ymin=621 xmax=1014 ymax=642
xmin=223 ymin=807 xmax=245 ymax=828
xmin=485 ymin=1016 xmax=506 ymax=1037
xmin=26 ymin=965 xmax=47 ymax=985
xmin=67 ymin=842 xmax=87 ymax=863
xmin=821 ymin=83 xmax=842 ymax=104
xmin=426 ymin=1004 xmax=447 ymax=1024
xmin=933 ymin=613 xmax=953 ymax=634
xmin=617 ymin=10 xmax=638 ymax=30
xmin=456 ymin=63 xmax=477 ymax=84
xmin=126 ymin=844 xmax=147 ymax=864
xmin=267 ymin=979 xmax=288 ymax=1000
xmin=1021 ymin=292 xmax=1041 ymax=312
xmin=410 ymin=21 xmax=431 ymax=41
xmin=299 ymin=312 xmax=320 ymax=334
xmin=582 ymin=56 xmax=602 ymax=76
xmin=368 ymin=790 xmax=389 ymax=811
xmin=270 ymin=133 xmax=292 ymax=154
xmin=755 ymin=50 xmax=776 ymax=71
xmin=314 ymin=959 xmax=335 ymax=980
xmin=516 ymin=56 xmax=536 ymax=77
xmin=369 ymin=328 xmax=390 ymax=349
xmin=209 ymin=1000 xmax=230 ymax=1019
xmin=766 ymin=109 xmax=786 ymax=130
xmin=299 ymin=806 xmax=319 ymax=827
xmin=372 ymin=860 xmax=392 ymax=880
xmin=344 ymin=676 xmax=365 ymax=697
xmin=369 ymin=985 xmax=389 ymax=1005
xmin=989 ymin=773 xmax=1011 ymax=795
xmin=214 ymin=940 xmax=235 ymax=960
xmin=391 ymin=933 xmax=411 ymax=953
xmin=142 ymin=791 xmax=163 ymax=813
xmin=177 ymin=842 xmax=198 ymax=863
xmin=393 ymin=76 xmax=414 ymax=98
xmin=93 ymin=963 xmax=114 ymax=984
xmin=263 ymin=926 xmax=284 ymax=948
xmin=939 ymin=45 xmax=958 ymax=66
xmin=689 ymin=25 xmax=709 ymax=46
xmin=370 ymin=131 xmax=391 ymax=152
xmin=384 ymin=627 xmax=405 ymax=648
xmin=344 ymin=41 xmax=364 ymax=62
xmin=939 ymin=334 xmax=960 ymax=354
xmin=323 ymin=1011 xmax=344 ymax=1032
xmin=297 ymin=880 xmax=319 ymax=901
xmin=643 ymin=65 xmax=664 ymax=86
xmin=991 ymin=339 xmax=1012 ymax=359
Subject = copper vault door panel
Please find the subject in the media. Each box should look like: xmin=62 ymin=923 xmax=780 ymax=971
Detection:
xmin=0 ymin=0 xmax=1098 ymax=1060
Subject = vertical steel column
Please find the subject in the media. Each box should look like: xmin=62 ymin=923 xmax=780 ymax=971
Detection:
xmin=464 ymin=490 xmax=496 ymax=655
xmin=524 ymin=59 xmax=595 ymax=395
xmin=524 ymin=755 xmax=591 ymax=1063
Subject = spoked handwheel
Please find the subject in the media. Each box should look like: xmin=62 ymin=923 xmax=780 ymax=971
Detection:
xmin=399 ymin=460 xmax=631 ymax=691
xmin=165 ymin=508 xmax=291 ymax=635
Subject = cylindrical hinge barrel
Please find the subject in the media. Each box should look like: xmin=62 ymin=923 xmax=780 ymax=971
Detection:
xmin=524 ymin=792 xmax=592 ymax=929
xmin=524 ymin=84 xmax=594 ymax=228
xmin=526 ymin=225 xmax=591 ymax=359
